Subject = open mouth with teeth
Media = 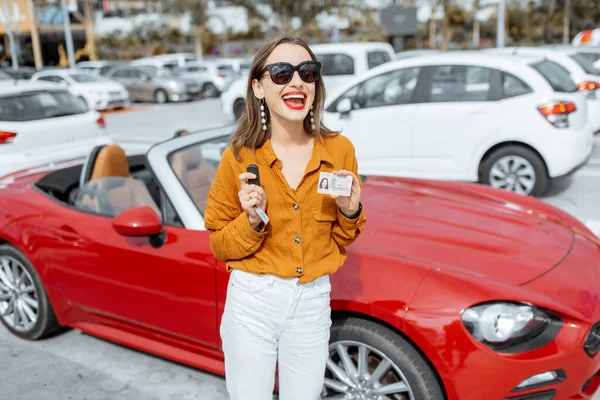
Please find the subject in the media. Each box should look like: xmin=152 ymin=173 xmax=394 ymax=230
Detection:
xmin=282 ymin=92 xmax=307 ymax=110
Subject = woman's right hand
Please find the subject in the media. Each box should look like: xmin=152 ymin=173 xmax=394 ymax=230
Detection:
xmin=238 ymin=172 xmax=267 ymax=229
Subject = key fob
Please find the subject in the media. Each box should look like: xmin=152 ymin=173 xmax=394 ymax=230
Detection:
xmin=247 ymin=164 xmax=260 ymax=186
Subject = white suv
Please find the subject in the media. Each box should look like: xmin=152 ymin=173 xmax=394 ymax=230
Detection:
xmin=322 ymin=52 xmax=593 ymax=196
xmin=220 ymin=42 xmax=395 ymax=120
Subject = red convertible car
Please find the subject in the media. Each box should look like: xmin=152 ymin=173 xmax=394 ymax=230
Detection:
xmin=1 ymin=125 xmax=600 ymax=400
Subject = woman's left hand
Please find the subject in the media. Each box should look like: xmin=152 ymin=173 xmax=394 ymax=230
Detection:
xmin=330 ymin=170 xmax=361 ymax=216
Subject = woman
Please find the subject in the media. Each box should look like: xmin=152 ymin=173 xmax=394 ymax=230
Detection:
xmin=204 ymin=36 xmax=366 ymax=400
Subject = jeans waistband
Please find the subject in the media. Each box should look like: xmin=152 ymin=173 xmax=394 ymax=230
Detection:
xmin=232 ymin=268 xmax=330 ymax=288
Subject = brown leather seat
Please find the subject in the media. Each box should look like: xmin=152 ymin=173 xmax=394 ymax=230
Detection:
xmin=89 ymin=144 xmax=131 ymax=180
xmin=78 ymin=144 xmax=160 ymax=216
xmin=170 ymin=136 xmax=215 ymax=214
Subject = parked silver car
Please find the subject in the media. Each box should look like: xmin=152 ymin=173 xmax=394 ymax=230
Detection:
xmin=106 ymin=65 xmax=201 ymax=104
xmin=173 ymin=61 xmax=239 ymax=98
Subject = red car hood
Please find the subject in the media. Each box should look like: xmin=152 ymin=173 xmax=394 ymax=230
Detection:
xmin=358 ymin=177 xmax=574 ymax=286
xmin=522 ymin=232 xmax=600 ymax=321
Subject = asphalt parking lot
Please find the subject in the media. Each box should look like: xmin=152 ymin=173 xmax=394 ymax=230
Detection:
xmin=3 ymin=98 xmax=600 ymax=400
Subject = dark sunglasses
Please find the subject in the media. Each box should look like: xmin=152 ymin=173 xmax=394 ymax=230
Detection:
xmin=261 ymin=61 xmax=321 ymax=85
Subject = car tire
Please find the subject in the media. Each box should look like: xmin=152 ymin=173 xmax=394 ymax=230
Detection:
xmin=321 ymin=317 xmax=444 ymax=400
xmin=479 ymin=145 xmax=549 ymax=197
xmin=154 ymin=89 xmax=168 ymax=104
xmin=233 ymin=98 xmax=246 ymax=120
xmin=0 ymin=244 xmax=61 ymax=340
xmin=202 ymin=83 xmax=218 ymax=98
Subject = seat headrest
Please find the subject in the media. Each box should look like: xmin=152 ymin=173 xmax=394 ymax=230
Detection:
xmin=90 ymin=144 xmax=130 ymax=181
xmin=179 ymin=147 xmax=203 ymax=170
xmin=80 ymin=144 xmax=108 ymax=187
xmin=174 ymin=129 xmax=190 ymax=138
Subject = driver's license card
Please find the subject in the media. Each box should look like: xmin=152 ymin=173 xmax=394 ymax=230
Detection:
xmin=317 ymin=172 xmax=352 ymax=196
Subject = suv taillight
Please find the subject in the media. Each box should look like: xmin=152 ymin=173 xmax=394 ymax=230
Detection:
xmin=96 ymin=115 xmax=106 ymax=128
xmin=538 ymin=101 xmax=576 ymax=128
xmin=0 ymin=131 xmax=16 ymax=144
xmin=578 ymin=81 xmax=600 ymax=99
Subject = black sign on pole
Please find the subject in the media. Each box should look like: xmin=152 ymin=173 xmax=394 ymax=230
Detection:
xmin=380 ymin=6 xmax=418 ymax=36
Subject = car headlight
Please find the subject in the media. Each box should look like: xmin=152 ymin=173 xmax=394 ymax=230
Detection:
xmin=461 ymin=301 xmax=562 ymax=353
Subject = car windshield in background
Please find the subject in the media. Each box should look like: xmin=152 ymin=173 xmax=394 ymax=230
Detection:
xmin=0 ymin=70 xmax=12 ymax=80
xmin=0 ymin=90 xmax=88 ymax=121
xmin=530 ymin=60 xmax=578 ymax=93
xmin=574 ymin=52 xmax=600 ymax=65
xmin=570 ymin=52 xmax=600 ymax=75
xmin=70 ymin=73 xmax=101 ymax=83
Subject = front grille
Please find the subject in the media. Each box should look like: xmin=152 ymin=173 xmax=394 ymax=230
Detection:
xmin=584 ymin=321 xmax=600 ymax=357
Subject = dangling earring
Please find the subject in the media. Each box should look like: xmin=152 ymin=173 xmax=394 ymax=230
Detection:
xmin=260 ymin=99 xmax=267 ymax=131
xmin=310 ymin=104 xmax=316 ymax=130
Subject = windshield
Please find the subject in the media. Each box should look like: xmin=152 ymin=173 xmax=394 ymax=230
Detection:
xmin=530 ymin=60 xmax=579 ymax=93
xmin=70 ymin=73 xmax=101 ymax=83
xmin=570 ymin=53 xmax=600 ymax=75
xmin=0 ymin=90 xmax=88 ymax=121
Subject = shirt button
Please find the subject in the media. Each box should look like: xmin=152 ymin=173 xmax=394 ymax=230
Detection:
xmin=294 ymin=236 xmax=301 ymax=243
xmin=293 ymin=203 xmax=299 ymax=210
xmin=296 ymin=267 xmax=302 ymax=274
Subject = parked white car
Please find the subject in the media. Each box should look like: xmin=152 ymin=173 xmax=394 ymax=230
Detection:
xmin=31 ymin=69 xmax=130 ymax=111
xmin=0 ymin=80 xmax=110 ymax=177
xmin=220 ymin=41 xmax=396 ymax=120
xmin=322 ymin=52 xmax=593 ymax=196
xmin=485 ymin=46 xmax=600 ymax=133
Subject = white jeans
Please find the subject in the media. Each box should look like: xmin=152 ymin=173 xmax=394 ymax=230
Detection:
xmin=220 ymin=268 xmax=332 ymax=400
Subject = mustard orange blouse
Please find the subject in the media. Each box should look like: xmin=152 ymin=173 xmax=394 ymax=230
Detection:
xmin=204 ymin=133 xmax=367 ymax=283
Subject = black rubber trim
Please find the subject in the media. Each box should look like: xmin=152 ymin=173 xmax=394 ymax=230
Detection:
xmin=504 ymin=389 xmax=555 ymax=400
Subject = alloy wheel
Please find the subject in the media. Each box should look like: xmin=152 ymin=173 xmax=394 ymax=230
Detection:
xmin=320 ymin=340 xmax=416 ymax=400
xmin=489 ymin=155 xmax=536 ymax=195
xmin=0 ymin=256 xmax=38 ymax=332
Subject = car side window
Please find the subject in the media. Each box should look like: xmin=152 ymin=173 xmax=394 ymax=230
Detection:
xmin=112 ymin=69 xmax=129 ymax=78
xmin=169 ymin=139 xmax=227 ymax=215
xmin=74 ymin=177 xmax=161 ymax=218
xmin=336 ymin=67 xmax=420 ymax=111
xmin=367 ymin=51 xmax=391 ymax=69
xmin=502 ymin=72 xmax=532 ymax=99
xmin=38 ymin=75 xmax=61 ymax=83
xmin=316 ymin=53 xmax=355 ymax=76
xmin=429 ymin=65 xmax=492 ymax=102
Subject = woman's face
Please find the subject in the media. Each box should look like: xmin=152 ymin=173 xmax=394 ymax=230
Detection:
xmin=321 ymin=178 xmax=328 ymax=188
xmin=252 ymin=43 xmax=316 ymax=125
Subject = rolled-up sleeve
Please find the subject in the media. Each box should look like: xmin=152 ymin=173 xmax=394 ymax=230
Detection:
xmin=204 ymin=147 xmax=267 ymax=261
xmin=332 ymin=139 xmax=366 ymax=247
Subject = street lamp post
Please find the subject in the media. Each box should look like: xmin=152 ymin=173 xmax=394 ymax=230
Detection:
xmin=3 ymin=0 xmax=18 ymax=69
xmin=496 ymin=0 xmax=505 ymax=47
xmin=61 ymin=0 xmax=75 ymax=68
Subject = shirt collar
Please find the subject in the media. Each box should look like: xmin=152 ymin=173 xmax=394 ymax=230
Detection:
xmin=259 ymin=136 xmax=334 ymax=168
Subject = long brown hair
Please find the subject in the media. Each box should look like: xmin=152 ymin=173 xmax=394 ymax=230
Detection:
xmin=230 ymin=36 xmax=338 ymax=161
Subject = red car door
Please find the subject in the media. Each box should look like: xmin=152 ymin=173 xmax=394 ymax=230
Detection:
xmin=38 ymin=205 xmax=220 ymax=349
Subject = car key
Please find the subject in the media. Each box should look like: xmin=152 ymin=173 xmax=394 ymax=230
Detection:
xmin=247 ymin=164 xmax=269 ymax=225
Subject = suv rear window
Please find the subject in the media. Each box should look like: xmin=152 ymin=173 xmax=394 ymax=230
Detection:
xmin=0 ymin=90 xmax=88 ymax=121
xmin=530 ymin=60 xmax=578 ymax=93
xmin=570 ymin=53 xmax=600 ymax=75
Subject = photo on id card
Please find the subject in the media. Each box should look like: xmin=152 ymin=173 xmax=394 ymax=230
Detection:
xmin=317 ymin=172 xmax=352 ymax=196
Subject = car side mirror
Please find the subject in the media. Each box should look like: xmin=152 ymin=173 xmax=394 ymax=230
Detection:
xmin=112 ymin=206 xmax=165 ymax=247
xmin=336 ymin=97 xmax=352 ymax=115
